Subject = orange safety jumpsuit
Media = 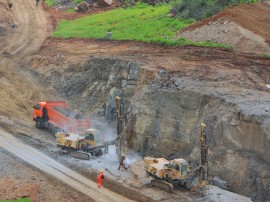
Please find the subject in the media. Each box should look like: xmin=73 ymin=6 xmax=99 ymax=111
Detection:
xmin=97 ymin=171 xmax=104 ymax=188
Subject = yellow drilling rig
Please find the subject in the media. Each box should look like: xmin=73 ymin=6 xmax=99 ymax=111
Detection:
xmin=144 ymin=123 xmax=209 ymax=192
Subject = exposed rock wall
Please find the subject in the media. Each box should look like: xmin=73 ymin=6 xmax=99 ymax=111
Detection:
xmin=25 ymin=55 xmax=270 ymax=201
xmin=127 ymin=84 xmax=269 ymax=200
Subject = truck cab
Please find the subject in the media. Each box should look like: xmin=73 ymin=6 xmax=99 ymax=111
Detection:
xmin=33 ymin=100 xmax=89 ymax=133
xmin=33 ymin=101 xmax=46 ymax=121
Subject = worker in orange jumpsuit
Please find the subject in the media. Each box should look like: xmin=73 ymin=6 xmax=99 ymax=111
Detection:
xmin=97 ymin=170 xmax=104 ymax=188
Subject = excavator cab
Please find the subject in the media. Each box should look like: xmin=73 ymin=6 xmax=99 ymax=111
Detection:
xmin=171 ymin=159 xmax=190 ymax=178
xmin=165 ymin=159 xmax=190 ymax=179
xmin=84 ymin=129 xmax=101 ymax=146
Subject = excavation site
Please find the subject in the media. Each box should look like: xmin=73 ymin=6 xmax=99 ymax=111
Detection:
xmin=0 ymin=0 xmax=269 ymax=201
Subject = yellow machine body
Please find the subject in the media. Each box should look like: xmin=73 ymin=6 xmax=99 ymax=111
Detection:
xmin=144 ymin=157 xmax=190 ymax=181
xmin=55 ymin=128 xmax=101 ymax=149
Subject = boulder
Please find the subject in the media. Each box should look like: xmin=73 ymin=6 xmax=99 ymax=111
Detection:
xmin=98 ymin=0 xmax=112 ymax=6
xmin=74 ymin=2 xmax=90 ymax=13
xmin=212 ymin=176 xmax=229 ymax=190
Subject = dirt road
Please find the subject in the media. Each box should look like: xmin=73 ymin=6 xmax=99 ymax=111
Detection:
xmin=0 ymin=0 xmax=51 ymax=122
xmin=2 ymin=0 xmax=49 ymax=55
xmin=0 ymin=129 xmax=133 ymax=202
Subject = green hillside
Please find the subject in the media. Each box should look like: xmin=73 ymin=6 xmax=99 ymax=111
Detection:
xmin=53 ymin=3 xmax=228 ymax=48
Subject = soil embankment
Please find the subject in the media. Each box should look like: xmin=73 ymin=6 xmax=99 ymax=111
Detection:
xmin=178 ymin=3 xmax=270 ymax=54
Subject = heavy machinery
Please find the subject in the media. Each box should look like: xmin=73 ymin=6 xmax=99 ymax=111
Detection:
xmin=144 ymin=123 xmax=209 ymax=192
xmin=199 ymin=123 xmax=209 ymax=187
xmin=55 ymin=128 xmax=117 ymax=160
xmin=115 ymin=96 xmax=125 ymax=161
xmin=144 ymin=157 xmax=191 ymax=192
xmin=33 ymin=101 xmax=90 ymax=133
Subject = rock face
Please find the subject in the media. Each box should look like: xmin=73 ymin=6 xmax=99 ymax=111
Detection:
xmin=127 ymin=84 xmax=270 ymax=201
xmin=98 ymin=0 xmax=112 ymax=6
xmin=25 ymin=55 xmax=270 ymax=201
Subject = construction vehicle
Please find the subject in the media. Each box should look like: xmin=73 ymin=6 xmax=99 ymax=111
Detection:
xmin=199 ymin=123 xmax=209 ymax=188
xmin=54 ymin=96 xmax=125 ymax=160
xmin=144 ymin=157 xmax=191 ymax=192
xmin=144 ymin=123 xmax=209 ymax=192
xmin=33 ymin=101 xmax=90 ymax=133
xmin=55 ymin=128 xmax=118 ymax=160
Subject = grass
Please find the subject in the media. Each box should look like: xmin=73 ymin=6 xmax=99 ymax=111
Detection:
xmin=45 ymin=0 xmax=88 ymax=7
xmin=0 ymin=198 xmax=31 ymax=202
xmin=45 ymin=0 xmax=54 ymax=7
xmin=52 ymin=3 xmax=229 ymax=48
xmin=72 ymin=0 xmax=85 ymax=3
xmin=65 ymin=8 xmax=75 ymax=13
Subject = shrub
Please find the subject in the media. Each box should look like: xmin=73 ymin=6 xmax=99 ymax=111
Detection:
xmin=264 ymin=53 xmax=270 ymax=59
xmin=45 ymin=0 xmax=84 ymax=7
xmin=172 ymin=0 xmax=258 ymax=20
xmin=73 ymin=0 xmax=85 ymax=4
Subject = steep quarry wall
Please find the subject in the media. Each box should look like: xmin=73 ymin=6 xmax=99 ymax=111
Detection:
xmin=25 ymin=55 xmax=270 ymax=201
xmin=129 ymin=86 xmax=270 ymax=200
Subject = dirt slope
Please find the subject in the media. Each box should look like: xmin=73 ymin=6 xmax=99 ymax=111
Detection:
xmin=0 ymin=0 xmax=52 ymax=123
xmin=178 ymin=3 xmax=270 ymax=54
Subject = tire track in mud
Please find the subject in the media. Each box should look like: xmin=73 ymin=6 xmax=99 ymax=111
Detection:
xmin=0 ymin=129 xmax=134 ymax=202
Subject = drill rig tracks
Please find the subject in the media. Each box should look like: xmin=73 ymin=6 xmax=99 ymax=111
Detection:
xmin=150 ymin=179 xmax=174 ymax=192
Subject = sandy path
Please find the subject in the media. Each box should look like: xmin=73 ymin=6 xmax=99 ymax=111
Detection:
xmin=3 ymin=0 xmax=49 ymax=55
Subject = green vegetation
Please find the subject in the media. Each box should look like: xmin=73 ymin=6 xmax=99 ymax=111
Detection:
xmin=0 ymin=198 xmax=31 ymax=202
xmin=45 ymin=0 xmax=84 ymax=7
xmin=53 ymin=3 xmax=229 ymax=48
xmin=53 ymin=3 xmax=187 ymax=41
xmin=173 ymin=0 xmax=258 ymax=20
xmin=264 ymin=53 xmax=270 ymax=59
xmin=45 ymin=0 xmax=54 ymax=7
xmin=72 ymin=0 xmax=85 ymax=3
xmin=65 ymin=8 xmax=75 ymax=13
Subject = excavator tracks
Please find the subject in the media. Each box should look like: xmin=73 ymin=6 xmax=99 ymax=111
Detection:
xmin=150 ymin=179 xmax=174 ymax=192
xmin=69 ymin=150 xmax=90 ymax=160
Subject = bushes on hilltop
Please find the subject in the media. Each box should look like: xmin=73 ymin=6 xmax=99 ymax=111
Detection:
xmin=172 ymin=0 xmax=258 ymax=20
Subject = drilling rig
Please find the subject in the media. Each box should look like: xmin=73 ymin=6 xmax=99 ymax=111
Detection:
xmin=199 ymin=123 xmax=209 ymax=187
xmin=115 ymin=96 xmax=125 ymax=161
xmin=144 ymin=123 xmax=209 ymax=192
